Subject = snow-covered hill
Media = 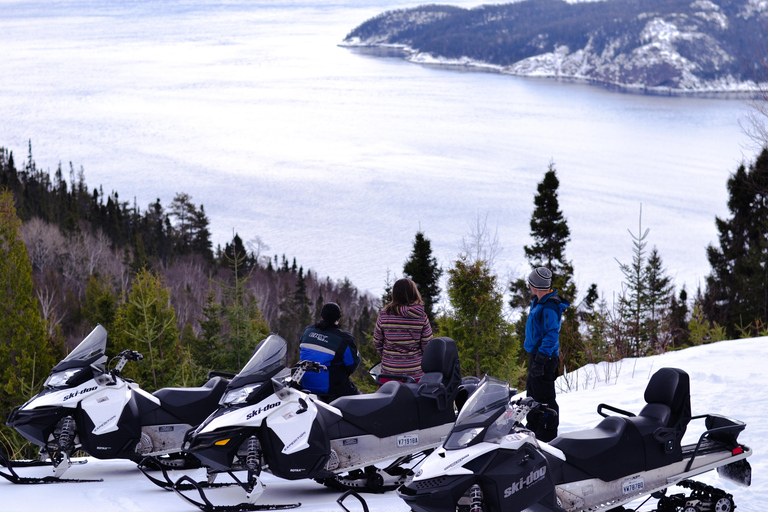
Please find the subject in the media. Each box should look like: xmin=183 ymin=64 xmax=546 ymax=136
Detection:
xmin=343 ymin=0 xmax=768 ymax=93
xmin=2 ymin=338 xmax=765 ymax=511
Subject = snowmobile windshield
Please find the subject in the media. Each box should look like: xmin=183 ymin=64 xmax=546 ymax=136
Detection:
xmin=234 ymin=334 xmax=288 ymax=381
xmin=454 ymin=376 xmax=511 ymax=427
xmin=52 ymin=324 xmax=108 ymax=372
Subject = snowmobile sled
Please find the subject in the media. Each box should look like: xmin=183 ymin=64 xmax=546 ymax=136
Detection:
xmin=171 ymin=333 xmax=472 ymax=511
xmin=3 ymin=324 xmax=232 ymax=484
xmin=398 ymin=368 xmax=752 ymax=512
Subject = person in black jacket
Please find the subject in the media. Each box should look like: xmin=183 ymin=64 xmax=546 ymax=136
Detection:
xmin=298 ymin=302 xmax=360 ymax=402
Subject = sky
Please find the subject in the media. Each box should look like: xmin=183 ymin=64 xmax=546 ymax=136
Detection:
xmin=2 ymin=337 xmax=765 ymax=511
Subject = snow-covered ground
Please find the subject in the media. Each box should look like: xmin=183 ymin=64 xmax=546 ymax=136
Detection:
xmin=2 ymin=337 xmax=765 ymax=511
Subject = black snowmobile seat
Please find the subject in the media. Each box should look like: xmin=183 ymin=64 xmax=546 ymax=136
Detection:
xmin=331 ymin=380 xmax=420 ymax=438
xmin=152 ymin=376 xmax=230 ymax=426
xmin=549 ymin=367 xmax=691 ymax=481
xmin=549 ymin=415 xmax=646 ymax=481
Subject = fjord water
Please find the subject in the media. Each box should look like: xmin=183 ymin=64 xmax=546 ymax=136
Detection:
xmin=1 ymin=0 xmax=756 ymax=299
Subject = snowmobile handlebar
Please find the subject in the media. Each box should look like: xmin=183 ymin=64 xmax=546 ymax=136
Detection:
xmin=515 ymin=396 xmax=558 ymax=418
xmin=111 ymin=350 xmax=144 ymax=375
xmin=117 ymin=350 xmax=144 ymax=362
xmin=294 ymin=360 xmax=328 ymax=373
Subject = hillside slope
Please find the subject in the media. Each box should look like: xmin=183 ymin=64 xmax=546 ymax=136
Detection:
xmin=343 ymin=0 xmax=768 ymax=92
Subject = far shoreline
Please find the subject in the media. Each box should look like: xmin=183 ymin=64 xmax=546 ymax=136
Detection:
xmin=340 ymin=42 xmax=763 ymax=100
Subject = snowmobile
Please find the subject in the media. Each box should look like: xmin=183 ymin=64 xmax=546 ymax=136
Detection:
xmin=170 ymin=333 xmax=470 ymax=511
xmin=397 ymin=368 xmax=752 ymax=512
xmin=2 ymin=324 xmax=232 ymax=484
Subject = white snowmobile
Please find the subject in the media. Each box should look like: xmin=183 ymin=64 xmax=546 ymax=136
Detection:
xmin=169 ymin=333 xmax=471 ymax=512
xmin=2 ymin=324 xmax=232 ymax=484
xmin=397 ymin=368 xmax=752 ymax=512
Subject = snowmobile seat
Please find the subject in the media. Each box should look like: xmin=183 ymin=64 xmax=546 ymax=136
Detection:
xmin=332 ymin=380 xmax=420 ymax=438
xmin=412 ymin=337 xmax=462 ymax=412
xmin=151 ymin=376 xmax=230 ymax=425
xmin=549 ymin=415 xmax=646 ymax=481
xmin=405 ymin=337 xmax=462 ymax=430
xmin=626 ymin=367 xmax=691 ymax=469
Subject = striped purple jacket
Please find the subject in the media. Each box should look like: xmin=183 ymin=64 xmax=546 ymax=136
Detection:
xmin=373 ymin=304 xmax=433 ymax=379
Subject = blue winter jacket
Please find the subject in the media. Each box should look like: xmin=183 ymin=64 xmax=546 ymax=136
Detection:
xmin=299 ymin=323 xmax=360 ymax=396
xmin=524 ymin=289 xmax=570 ymax=357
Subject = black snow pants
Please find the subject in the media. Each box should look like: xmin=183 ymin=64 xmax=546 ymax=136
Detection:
xmin=525 ymin=351 xmax=560 ymax=442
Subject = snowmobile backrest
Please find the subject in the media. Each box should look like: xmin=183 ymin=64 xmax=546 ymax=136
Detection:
xmin=640 ymin=367 xmax=691 ymax=430
xmin=416 ymin=337 xmax=462 ymax=411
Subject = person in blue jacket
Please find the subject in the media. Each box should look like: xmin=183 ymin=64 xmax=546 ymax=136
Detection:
xmin=299 ymin=302 xmax=360 ymax=402
xmin=524 ymin=267 xmax=570 ymax=442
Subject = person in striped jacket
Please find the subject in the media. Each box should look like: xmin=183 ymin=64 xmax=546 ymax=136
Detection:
xmin=373 ymin=278 xmax=433 ymax=382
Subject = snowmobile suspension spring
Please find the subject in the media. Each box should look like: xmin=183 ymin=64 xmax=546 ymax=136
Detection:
xmin=245 ymin=435 xmax=260 ymax=471
xmin=56 ymin=416 xmax=76 ymax=450
xmin=469 ymin=484 xmax=484 ymax=512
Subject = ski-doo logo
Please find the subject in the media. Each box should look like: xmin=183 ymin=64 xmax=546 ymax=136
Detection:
xmin=503 ymin=467 xmax=547 ymax=498
xmin=63 ymin=386 xmax=98 ymax=401
xmin=246 ymin=401 xmax=281 ymax=420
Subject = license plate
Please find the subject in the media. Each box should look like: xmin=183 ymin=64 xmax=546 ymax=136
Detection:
xmin=397 ymin=434 xmax=419 ymax=447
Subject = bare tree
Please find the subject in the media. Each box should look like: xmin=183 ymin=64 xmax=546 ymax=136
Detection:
xmin=20 ymin=217 xmax=66 ymax=274
xmin=459 ymin=211 xmax=502 ymax=267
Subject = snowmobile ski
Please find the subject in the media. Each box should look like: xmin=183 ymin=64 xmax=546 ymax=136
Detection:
xmin=0 ymin=446 xmax=102 ymax=485
xmin=137 ymin=457 xmax=240 ymax=491
xmin=172 ymin=475 xmax=300 ymax=512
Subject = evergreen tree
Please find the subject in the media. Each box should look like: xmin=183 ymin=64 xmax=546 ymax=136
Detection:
xmin=509 ymin=162 xmax=588 ymax=372
xmin=443 ymin=256 xmax=521 ymax=383
xmin=703 ymin=148 xmax=768 ymax=336
xmin=191 ymin=287 xmax=225 ymax=373
xmin=113 ymin=268 xmax=180 ymax=390
xmin=668 ymin=287 xmax=691 ymax=348
xmin=644 ymin=247 xmax=674 ymax=352
xmin=615 ymin=208 xmax=674 ymax=356
xmin=82 ymin=274 xmax=118 ymax=332
xmin=0 ymin=191 xmax=57 ymax=431
xmin=403 ymin=231 xmax=442 ymax=323
xmin=220 ymin=242 xmax=269 ymax=372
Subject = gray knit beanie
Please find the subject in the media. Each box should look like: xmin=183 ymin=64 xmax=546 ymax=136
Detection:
xmin=528 ymin=267 xmax=552 ymax=290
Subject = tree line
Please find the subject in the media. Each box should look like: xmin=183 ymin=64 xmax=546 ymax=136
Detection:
xmin=2 ymin=142 xmax=768 ymax=454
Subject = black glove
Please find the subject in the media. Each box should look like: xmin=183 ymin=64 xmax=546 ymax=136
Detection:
xmin=531 ymin=351 xmax=554 ymax=378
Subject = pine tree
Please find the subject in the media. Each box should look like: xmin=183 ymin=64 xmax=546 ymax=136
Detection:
xmin=509 ymin=162 xmax=588 ymax=372
xmin=525 ymin=162 xmax=570 ymax=270
xmin=0 ymin=191 xmax=57 ymax=425
xmin=82 ymin=274 xmax=118 ymax=332
xmin=403 ymin=231 xmax=442 ymax=323
xmin=192 ymin=287 xmax=225 ymax=373
xmin=703 ymin=148 xmax=768 ymax=336
xmin=220 ymin=242 xmax=269 ymax=372
xmin=113 ymin=268 xmax=180 ymax=390
xmin=443 ymin=257 xmax=520 ymax=382
xmin=615 ymin=208 xmax=674 ymax=356
xmin=645 ymin=247 xmax=674 ymax=352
